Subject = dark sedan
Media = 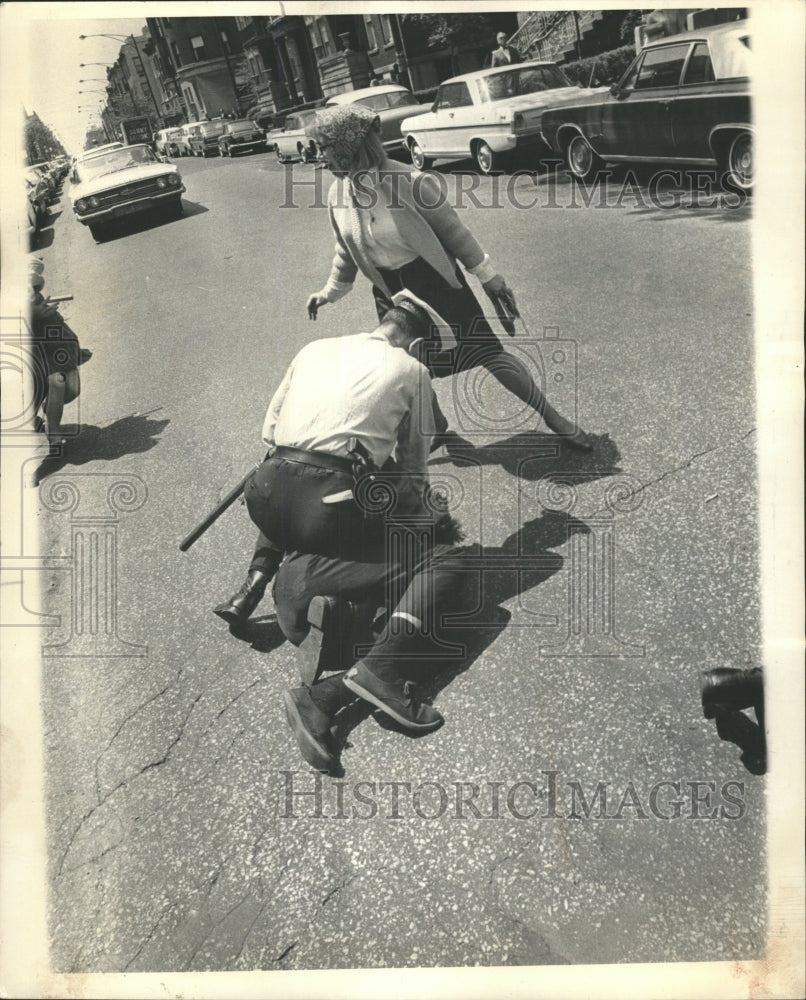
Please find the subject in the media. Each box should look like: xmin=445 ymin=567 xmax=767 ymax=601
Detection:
xmin=218 ymin=120 xmax=267 ymax=157
xmin=539 ymin=20 xmax=752 ymax=192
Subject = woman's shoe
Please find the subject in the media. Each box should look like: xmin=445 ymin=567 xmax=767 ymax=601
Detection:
xmin=565 ymin=430 xmax=594 ymax=452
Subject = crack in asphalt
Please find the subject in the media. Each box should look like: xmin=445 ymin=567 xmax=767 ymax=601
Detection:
xmin=320 ymin=870 xmax=362 ymax=906
xmin=185 ymin=890 xmax=254 ymax=970
xmin=122 ymin=899 xmax=178 ymax=972
xmin=93 ymin=671 xmax=182 ymax=803
xmin=589 ymin=427 xmax=757 ymax=519
xmin=274 ymin=941 xmax=298 ymax=963
xmin=57 ymin=691 xmax=203 ymax=876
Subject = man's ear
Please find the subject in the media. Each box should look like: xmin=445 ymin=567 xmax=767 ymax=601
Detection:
xmin=407 ymin=337 xmax=424 ymax=356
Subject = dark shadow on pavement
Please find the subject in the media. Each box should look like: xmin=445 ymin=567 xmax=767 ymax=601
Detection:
xmin=431 ymin=429 xmax=621 ymax=482
xmin=715 ymin=711 xmax=767 ymax=775
xmin=91 ymin=201 xmax=208 ymax=242
xmin=32 ymin=226 xmax=55 ymax=250
xmin=33 ymin=411 xmax=169 ymax=483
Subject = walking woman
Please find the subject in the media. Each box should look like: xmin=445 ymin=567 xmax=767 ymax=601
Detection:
xmin=304 ymin=102 xmax=591 ymax=450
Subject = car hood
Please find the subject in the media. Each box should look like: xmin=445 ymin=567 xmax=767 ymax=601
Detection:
xmin=71 ymin=162 xmax=179 ymax=200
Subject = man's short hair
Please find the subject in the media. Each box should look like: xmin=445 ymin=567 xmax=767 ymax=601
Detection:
xmin=379 ymin=298 xmax=433 ymax=342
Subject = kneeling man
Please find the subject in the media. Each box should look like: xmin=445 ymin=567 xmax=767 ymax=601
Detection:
xmin=243 ymin=294 xmax=469 ymax=771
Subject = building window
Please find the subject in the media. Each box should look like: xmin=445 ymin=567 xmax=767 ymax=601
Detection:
xmin=364 ymin=15 xmax=378 ymax=51
xmin=380 ymin=15 xmax=393 ymax=46
xmin=220 ymin=29 xmax=231 ymax=54
xmin=190 ymin=35 xmax=208 ymax=62
xmin=235 ymin=16 xmax=250 ymax=31
xmin=308 ymin=17 xmax=333 ymax=59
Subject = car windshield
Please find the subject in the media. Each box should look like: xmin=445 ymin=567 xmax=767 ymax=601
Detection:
xmin=76 ymin=145 xmax=158 ymax=181
xmin=351 ymin=93 xmax=395 ymax=112
xmin=477 ymin=64 xmax=571 ymax=102
xmin=200 ymin=122 xmax=226 ymax=137
xmin=228 ymin=120 xmax=259 ymax=133
xmin=386 ymin=92 xmax=419 ymax=109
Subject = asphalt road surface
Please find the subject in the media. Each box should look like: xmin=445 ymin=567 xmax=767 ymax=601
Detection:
xmin=30 ymin=150 xmax=763 ymax=972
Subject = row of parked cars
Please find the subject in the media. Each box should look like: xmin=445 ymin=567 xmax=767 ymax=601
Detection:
xmin=257 ymin=21 xmax=754 ymax=192
xmin=154 ymin=119 xmax=267 ymax=158
xmin=62 ymin=19 xmax=752 ymax=248
xmin=25 ymin=157 xmax=70 ymax=235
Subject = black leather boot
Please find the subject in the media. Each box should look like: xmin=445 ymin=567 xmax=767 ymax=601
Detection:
xmin=701 ymin=667 xmax=764 ymax=720
xmin=213 ymin=569 xmax=269 ymax=626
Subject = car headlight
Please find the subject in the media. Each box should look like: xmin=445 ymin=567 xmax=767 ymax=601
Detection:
xmin=88 ymin=196 xmax=100 ymax=208
xmin=75 ymin=198 xmax=87 ymax=212
xmin=168 ymin=174 xmax=180 ymax=187
xmin=156 ymin=177 xmax=167 ymax=189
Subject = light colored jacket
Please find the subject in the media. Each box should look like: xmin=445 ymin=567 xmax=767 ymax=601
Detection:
xmin=323 ymin=160 xmax=486 ymax=299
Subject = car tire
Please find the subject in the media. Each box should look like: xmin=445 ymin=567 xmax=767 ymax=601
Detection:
xmin=564 ymin=133 xmax=604 ymax=182
xmin=473 ymin=141 xmax=510 ymax=175
xmin=168 ymin=197 xmax=184 ymax=219
xmin=409 ymin=140 xmax=433 ymax=171
xmin=276 ymin=148 xmax=288 ymax=164
xmin=721 ymin=130 xmax=753 ymax=195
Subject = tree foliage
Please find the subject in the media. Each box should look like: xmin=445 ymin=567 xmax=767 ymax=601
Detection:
xmin=25 ymin=111 xmax=64 ymax=165
xmin=401 ymin=13 xmax=500 ymax=50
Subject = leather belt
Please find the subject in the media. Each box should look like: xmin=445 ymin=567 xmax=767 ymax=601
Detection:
xmin=272 ymin=445 xmax=355 ymax=476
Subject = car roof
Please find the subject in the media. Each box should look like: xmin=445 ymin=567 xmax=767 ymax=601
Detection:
xmin=327 ymin=84 xmax=409 ymax=104
xmin=644 ymin=18 xmax=750 ymax=49
xmin=437 ymin=61 xmax=559 ymax=87
xmin=641 ymin=19 xmax=750 ymax=78
xmin=78 ymin=142 xmax=124 ymax=158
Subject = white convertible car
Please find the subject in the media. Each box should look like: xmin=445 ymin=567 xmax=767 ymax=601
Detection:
xmin=400 ymin=62 xmax=606 ymax=174
xmin=70 ymin=144 xmax=185 ymax=241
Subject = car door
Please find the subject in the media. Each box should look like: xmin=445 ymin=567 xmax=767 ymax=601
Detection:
xmin=600 ymin=41 xmax=690 ymax=158
xmin=278 ymin=116 xmax=298 ymax=157
xmin=426 ymin=81 xmax=476 ymax=156
xmin=671 ymin=39 xmax=749 ymax=161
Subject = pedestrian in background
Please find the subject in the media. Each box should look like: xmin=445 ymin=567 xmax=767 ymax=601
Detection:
xmin=490 ymin=31 xmax=522 ymax=67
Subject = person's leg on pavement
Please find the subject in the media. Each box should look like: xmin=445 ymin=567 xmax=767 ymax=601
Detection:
xmin=390 ymin=259 xmax=591 ymax=449
xmin=343 ymin=543 xmax=472 ymax=731
xmin=213 ymin=530 xmax=282 ymax=625
xmin=276 ymin=550 xmax=391 ymax=772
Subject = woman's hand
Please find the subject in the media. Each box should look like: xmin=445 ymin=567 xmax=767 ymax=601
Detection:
xmin=306 ymin=293 xmax=329 ymax=320
xmin=482 ymin=274 xmax=519 ymax=320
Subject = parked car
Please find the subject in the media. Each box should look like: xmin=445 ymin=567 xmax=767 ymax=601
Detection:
xmin=218 ymin=119 xmax=267 ymax=156
xmin=267 ymin=110 xmax=320 ymax=164
xmin=69 ymin=143 xmax=185 ymax=241
xmin=400 ymin=63 xmax=606 ymax=174
xmin=175 ymin=122 xmax=203 ymax=157
xmin=538 ymin=20 xmax=753 ymax=192
xmin=29 ymin=162 xmax=58 ymax=197
xmin=325 ymin=84 xmax=423 ymax=154
xmin=155 ymin=127 xmax=183 ymax=158
xmin=188 ymin=121 xmax=226 ymax=157
xmin=24 ymin=169 xmax=50 ymax=229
